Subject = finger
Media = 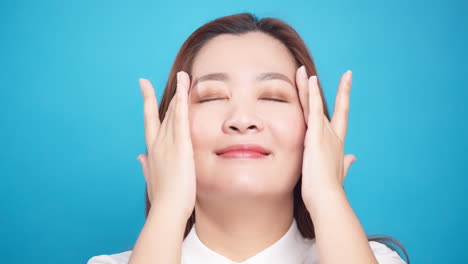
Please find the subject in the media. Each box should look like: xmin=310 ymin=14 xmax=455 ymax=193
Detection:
xmin=174 ymin=71 xmax=191 ymax=142
xmin=308 ymin=75 xmax=324 ymax=135
xmin=331 ymin=70 xmax=352 ymax=143
xmin=296 ymin=65 xmax=310 ymax=126
xmin=139 ymin=79 xmax=161 ymax=149
xmin=343 ymin=154 xmax=357 ymax=181
xmin=159 ymin=85 xmax=178 ymax=144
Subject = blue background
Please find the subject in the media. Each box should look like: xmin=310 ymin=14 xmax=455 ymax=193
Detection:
xmin=1 ymin=0 xmax=466 ymax=263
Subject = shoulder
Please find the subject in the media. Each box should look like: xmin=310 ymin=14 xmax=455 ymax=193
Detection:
xmin=87 ymin=250 xmax=132 ymax=264
xmin=301 ymin=240 xmax=406 ymax=264
xmin=369 ymin=241 xmax=407 ymax=264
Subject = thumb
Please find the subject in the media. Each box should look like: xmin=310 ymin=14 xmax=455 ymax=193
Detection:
xmin=343 ymin=154 xmax=357 ymax=181
xmin=137 ymin=154 xmax=149 ymax=183
xmin=137 ymin=154 xmax=152 ymax=202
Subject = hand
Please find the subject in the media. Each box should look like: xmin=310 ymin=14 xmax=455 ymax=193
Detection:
xmin=136 ymin=71 xmax=196 ymax=220
xmin=295 ymin=66 xmax=357 ymax=206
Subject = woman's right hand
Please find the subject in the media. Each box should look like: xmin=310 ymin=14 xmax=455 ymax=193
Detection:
xmin=136 ymin=71 xmax=196 ymax=221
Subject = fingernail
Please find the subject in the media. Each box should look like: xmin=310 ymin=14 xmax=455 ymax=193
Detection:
xmin=299 ymin=65 xmax=307 ymax=79
xmin=310 ymin=75 xmax=317 ymax=87
xmin=176 ymin=72 xmax=181 ymax=92
xmin=345 ymin=70 xmax=352 ymax=82
xmin=139 ymin=79 xmax=145 ymax=93
xmin=177 ymin=72 xmax=182 ymax=92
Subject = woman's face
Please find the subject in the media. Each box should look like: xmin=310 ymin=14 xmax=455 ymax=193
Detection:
xmin=188 ymin=31 xmax=306 ymax=199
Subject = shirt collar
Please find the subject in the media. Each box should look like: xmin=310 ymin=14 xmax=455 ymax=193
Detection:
xmin=181 ymin=218 xmax=312 ymax=264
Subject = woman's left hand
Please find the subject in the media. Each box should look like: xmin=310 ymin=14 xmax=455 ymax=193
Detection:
xmin=295 ymin=66 xmax=357 ymax=207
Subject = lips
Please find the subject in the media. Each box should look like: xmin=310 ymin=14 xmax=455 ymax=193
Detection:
xmin=215 ymin=144 xmax=271 ymax=157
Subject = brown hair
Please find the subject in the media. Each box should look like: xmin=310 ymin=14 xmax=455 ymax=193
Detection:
xmin=142 ymin=12 xmax=410 ymax=263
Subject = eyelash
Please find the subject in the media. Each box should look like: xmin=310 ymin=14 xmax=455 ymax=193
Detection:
xmin=199 ymin=98 xmax=287 ymax=103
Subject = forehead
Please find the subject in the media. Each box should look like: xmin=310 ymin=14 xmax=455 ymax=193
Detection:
xmin=191 ymin=32 xmax=297 ymax=82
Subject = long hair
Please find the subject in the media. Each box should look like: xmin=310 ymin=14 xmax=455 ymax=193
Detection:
xmin=142 ymin=12 xmax=410 ymax=263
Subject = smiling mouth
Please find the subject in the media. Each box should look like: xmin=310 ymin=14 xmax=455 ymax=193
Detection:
xmin=216 ymin=151 xmax=271 ymax=159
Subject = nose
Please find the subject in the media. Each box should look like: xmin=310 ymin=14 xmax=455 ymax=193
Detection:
xmin=222 ymin=106 xmax=265 ymax=135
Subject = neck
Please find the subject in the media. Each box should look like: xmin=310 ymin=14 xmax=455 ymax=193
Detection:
xmin=193 ymin=192 xmax=295 ymax=263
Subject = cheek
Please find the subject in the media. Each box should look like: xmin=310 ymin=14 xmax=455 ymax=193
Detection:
xmin=267 ymin=107 xmax=306 ymax=148
xmin=268 ymin=107 xmax=306 ymax=186
xmin=188 ymin=108 xmax=218 ymax=151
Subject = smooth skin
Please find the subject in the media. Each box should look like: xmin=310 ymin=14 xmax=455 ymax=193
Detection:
xmin=129 ymin=73 xmax=196 ymax=264
xmin=298 ymin=67 xmax=378 ymax=263
xmin=130 ymin=68 xmax=378 ymax=264
xmin=186 ymin=32 xmax=306 ymax=261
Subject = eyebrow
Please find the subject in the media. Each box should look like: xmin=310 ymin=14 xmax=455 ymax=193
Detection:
xmin=190 ymin=72 xmax=294 ymax=91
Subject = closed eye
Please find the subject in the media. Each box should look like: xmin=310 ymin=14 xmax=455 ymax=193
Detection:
xmin=262 ymin=98 xmax=287 ymax=103
xmin=198 ymin=98 xmax=224 ymax=103
xmin=199 ymin=98 xmax=287 ymax=103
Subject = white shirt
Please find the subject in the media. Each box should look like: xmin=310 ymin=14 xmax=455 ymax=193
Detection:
xmin=87 ymin=218 xmax=406 ymax=264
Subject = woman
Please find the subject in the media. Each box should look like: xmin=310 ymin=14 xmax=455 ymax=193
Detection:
xmin=88 ymin=13 xmax=409 ymax=264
